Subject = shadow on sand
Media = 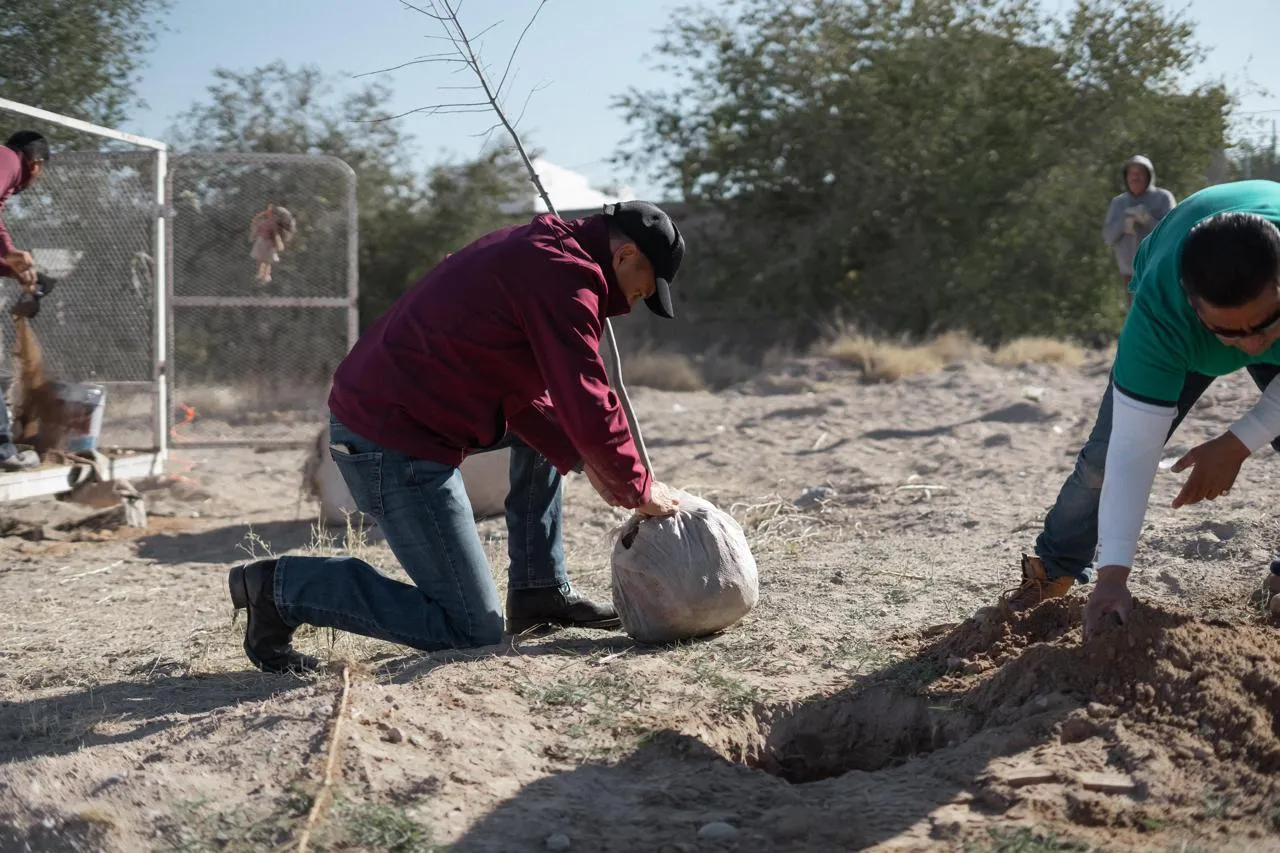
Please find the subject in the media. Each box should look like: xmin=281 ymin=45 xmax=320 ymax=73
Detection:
xmin=0 ymin=670 xmax=312 ymax=765
xmin=443 ymin=608 xmax=1103 ymax=852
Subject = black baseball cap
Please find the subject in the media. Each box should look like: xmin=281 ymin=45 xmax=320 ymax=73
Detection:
xmin=602 ymin=200 xmax=684 ymax=319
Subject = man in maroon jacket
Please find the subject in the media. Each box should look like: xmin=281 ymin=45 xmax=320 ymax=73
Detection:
xmin=229 ymin=201 xmax=686 ymax=672
xmin=0 ymin=130 xmax=50 ymax=472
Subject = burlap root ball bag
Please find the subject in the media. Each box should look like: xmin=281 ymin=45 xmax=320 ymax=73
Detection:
xmin=610 ymin=491 xmax=759 ymax=643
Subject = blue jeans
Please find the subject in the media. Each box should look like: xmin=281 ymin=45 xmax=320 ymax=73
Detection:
xmin=1035 ymin=365 xmax=1280 ymax=581
xmin=272 ymin=417 xmax=569 ymax=651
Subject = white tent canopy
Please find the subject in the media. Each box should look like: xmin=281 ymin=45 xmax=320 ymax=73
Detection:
xmin=500 ymin=158 xmax=636 ymax=215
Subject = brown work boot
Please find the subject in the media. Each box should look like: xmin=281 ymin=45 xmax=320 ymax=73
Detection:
xmin=1001 ymin=554 xmax=1075 ymax=613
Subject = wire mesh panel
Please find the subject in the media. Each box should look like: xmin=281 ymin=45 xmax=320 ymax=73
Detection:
xmin=0 ymin=150 xmax=162 ymax=449
xmin=167 ymin=153 xmax=358 ymax=445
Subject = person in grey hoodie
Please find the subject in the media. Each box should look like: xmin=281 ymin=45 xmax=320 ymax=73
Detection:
xmin=1102 ymin=155 xmax=1176 ymax=298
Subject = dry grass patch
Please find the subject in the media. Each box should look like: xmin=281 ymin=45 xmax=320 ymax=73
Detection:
xmin=826 ymin=330 xmax=1092 ymax=381
xmin=621 ymin=351 xmax=706 ymax=392
xmin=927 ymin=331 xmax=991 ymax=363
xmin=826 ymin=335 xmax=945 ymax=382
xmin=992 ymin=336 xmax=1087 ymax=367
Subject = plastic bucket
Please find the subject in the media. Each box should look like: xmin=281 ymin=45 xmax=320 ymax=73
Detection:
xmin=48 ymin=381 xmax=107 ymax=453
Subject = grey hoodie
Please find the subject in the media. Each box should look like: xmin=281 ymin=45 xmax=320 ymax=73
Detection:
xmin=1102 ymin=154 xmax=1176 ymax=276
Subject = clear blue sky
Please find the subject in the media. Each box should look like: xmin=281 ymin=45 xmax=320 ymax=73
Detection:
xmin=127 ymin=0 xmax=1280 ymax=200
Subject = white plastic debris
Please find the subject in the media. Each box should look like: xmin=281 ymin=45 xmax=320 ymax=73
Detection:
xmin=610 ymin=491 xmax=759 ymax=644
xmin=304 ymin=425 xmax=511 ymax=525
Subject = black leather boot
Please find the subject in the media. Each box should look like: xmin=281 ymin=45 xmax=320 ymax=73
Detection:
xmin=506 ymin=584 xmax=622 ymax=634
xmin=228 ymin=559 xmax=320 ymax=674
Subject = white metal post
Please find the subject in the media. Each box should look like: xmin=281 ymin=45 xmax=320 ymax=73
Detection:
xmin=0 ymin=97 xmax=167 ymax=151
xmin=153 ymin=148 xmax=169 ymax=460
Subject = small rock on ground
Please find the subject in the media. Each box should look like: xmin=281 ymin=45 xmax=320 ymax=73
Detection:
xmin=545 ymin=832 xmax=572 ymax=851
xmin=794 ymin=486 xmax=835 ymax=509
xmin=697 ymin=821 xmax=740 ymax=843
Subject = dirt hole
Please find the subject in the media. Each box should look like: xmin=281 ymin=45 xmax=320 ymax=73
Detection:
xmin=746 ymin=685 xmax=978 ymax=783
xmin=713 ymin=600 xmax=1280 ymax=792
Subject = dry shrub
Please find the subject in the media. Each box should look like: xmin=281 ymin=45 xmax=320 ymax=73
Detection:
xmin=992 ymin=336 xmax=1086 ymax=367
xmin=622 ymin=351 xmax=706 ymax=392
xmin=826 ymin=335 xmax=944 ymax=382
xmin=927 ymin=331 xmax=991 ymax=363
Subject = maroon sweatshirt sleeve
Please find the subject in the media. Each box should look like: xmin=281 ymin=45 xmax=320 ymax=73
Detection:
xmin=512 ymin=257 xmax=652 ymax=509
xmin=506 ymin=393 xmax=581 ymax=474
xmin=0 ymin=152 xmax=23 ymax=258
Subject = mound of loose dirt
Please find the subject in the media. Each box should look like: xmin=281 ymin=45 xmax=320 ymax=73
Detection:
xmin=727 ymin=602 xmax=1280 ymax=848
xmin=943 ymin=601 xmax=1280 ymax=777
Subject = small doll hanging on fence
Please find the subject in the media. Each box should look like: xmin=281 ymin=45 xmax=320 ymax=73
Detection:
xmin=249 ymin=204 xmax=297 ymax=284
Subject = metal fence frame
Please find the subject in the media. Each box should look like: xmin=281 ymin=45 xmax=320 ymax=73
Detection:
xmin=165 ymin=152 xmax=359 ymax=448
xmin=0 ymin=96 xmax=169 ymax=465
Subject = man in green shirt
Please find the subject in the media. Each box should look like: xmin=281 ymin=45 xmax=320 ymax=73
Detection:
xmin=1004 ymin=180 xmax=1280 ymax=635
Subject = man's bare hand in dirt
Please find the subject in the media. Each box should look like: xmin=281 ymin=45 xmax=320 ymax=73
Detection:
xmin=1083 ymin=565 xmax=1133 ymax=639
xmin=636 ymin=481 xmax=681 ymax=518
xmin=1170 ymin=431 xmax=1249 ymax=508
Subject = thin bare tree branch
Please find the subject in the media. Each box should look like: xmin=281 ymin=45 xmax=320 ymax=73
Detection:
xmin=470 ymin=20 xmax=503 ymax=42
xmin=363 ymin=102 xmax=493 ymax=122
xmin=398 ymin=0 xmax=449 ymax=23
xmin=512 ymin=80 xmax=551 ymax=129
xmin=496 ymin=0 xmax=549 ymax=106
xmin=353 ymin=53 xmax=466 ymax=79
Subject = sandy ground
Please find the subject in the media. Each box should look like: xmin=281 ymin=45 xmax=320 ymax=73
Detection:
xmin=1 ymin=353 xmax=1279 ymax=852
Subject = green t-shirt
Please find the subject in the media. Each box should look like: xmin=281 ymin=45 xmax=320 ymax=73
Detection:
xmin=1113 ymin=179 xmax=1280 ymax=405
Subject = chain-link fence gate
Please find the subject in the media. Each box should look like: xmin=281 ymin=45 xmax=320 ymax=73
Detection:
xmin=166 ymin=153 xmax=358 ymax=446
xmin=0 ymin=149 xmax=167 ymax=453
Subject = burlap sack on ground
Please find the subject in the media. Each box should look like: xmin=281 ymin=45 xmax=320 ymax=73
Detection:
xmin=610 ymin=491 xmax=759 ymax=643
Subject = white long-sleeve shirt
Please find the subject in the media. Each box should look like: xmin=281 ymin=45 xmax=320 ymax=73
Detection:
xmin=1096 ymin=378 xmax=1280 ymax=568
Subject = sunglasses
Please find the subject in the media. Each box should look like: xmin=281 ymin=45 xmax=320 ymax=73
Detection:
xmin=1194 ymin=302 xmax=1280 ymax=341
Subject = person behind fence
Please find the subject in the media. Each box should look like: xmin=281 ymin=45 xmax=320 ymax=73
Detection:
xmin=228 ymin=201 xmax=686 ymax=673
xmin=1002 ymin=179 xmax=1280 ymax=635
xmin=0 ymin=130 xmax=50 ymax=472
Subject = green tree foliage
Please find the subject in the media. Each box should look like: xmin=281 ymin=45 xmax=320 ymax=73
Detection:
xmin=1230 ymin=122 xmax=1280 ymax=181
xmin=0 ymin=0 xmax=170 ymax=137
xmin=616 ymin=0 xmax=1232 ymax=344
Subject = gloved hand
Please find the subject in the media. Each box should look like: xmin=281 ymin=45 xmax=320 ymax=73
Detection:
xmin=10 ymin=273 xmax=56 ymax=319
